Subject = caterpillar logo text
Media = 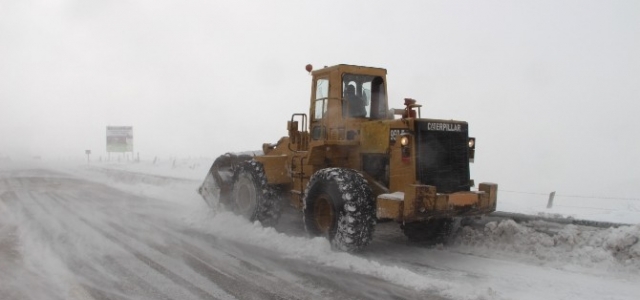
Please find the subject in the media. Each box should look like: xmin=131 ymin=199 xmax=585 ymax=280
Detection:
xmin=426 ymin=123 xmax=463 ymax=132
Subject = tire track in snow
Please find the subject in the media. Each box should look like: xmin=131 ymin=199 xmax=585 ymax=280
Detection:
xmin=1 ymin=175 xmax=212 ymax=300
xmin=77 ymin=283 xmax=132 ymax=300
xmin=100 ymin=255 xmax=174 ymax=300
xmin=46 ymin=191 xmax=232 ymax=300
xmin=39 ymin=181 xmax=245 ymax=299
xmin=16 ymin=189 xmax=173 ymax=300
xmin=39 ymin=175 xmax=308 ymax=299
xmin=24 ymin=188 xmax=144 ymax=300
xmin=0 ymin=186 xmax=103 ymax=300
xmin=0 ymin=191 xmax=28 ymax=300
xmin=101 ymin=204 xmax=313 ymax=300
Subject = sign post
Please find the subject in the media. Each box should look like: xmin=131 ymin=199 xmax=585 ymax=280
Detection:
xmin=547 ymin=191 xmax=556 ymax=209
xmin=85 ymin=150 xmax=91 ymax=163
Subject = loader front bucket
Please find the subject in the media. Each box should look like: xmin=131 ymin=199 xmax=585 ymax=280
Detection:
xmin=198 ymin=153 xmax=252 ymax=208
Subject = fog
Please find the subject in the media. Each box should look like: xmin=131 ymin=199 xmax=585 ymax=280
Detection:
xmin=2 ymin=0 xmax=639 ymax=197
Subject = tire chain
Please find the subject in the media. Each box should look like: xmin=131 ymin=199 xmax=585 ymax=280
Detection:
xmin=304 ymin=168 xmax=376 ymax=252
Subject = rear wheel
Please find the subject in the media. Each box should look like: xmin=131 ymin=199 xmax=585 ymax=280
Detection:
xmin=303 ymin=168 xmax=376 ymax=252
xmin=231 ymin=160 xmax=281 ymax=226
xmin=402 ymin=218 xmax=455 ymax=245
xmin=199 ymin=155 xmax=280 ymax=226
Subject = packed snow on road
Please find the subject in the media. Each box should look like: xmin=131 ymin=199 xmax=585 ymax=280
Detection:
xmin=1 ymin=158 xmax=638 ymax=300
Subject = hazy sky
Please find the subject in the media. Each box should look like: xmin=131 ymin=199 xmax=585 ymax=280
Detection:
xmin=2 ymin=0 xmax=639 ymax=197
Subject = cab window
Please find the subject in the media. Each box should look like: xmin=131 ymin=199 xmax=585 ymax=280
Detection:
xmin=314 ymin=78 xmax=329 ymax=120
xmin=342 ymin=74 xmax=386 ymax=119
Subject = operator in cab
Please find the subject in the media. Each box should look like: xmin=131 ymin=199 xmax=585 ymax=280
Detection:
xmin=344 ymin=84 xmax=367 ymax=118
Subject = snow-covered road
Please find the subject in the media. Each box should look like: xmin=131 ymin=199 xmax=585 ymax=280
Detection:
xmin=1 ymin=160 xmax=639 ymax=300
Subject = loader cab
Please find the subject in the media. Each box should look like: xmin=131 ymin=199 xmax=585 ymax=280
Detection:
xmin=309 ymin=64 xmax=388 ymax=141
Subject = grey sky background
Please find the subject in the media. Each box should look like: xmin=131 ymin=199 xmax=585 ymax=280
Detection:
xmin=1 ymin=0 xmax=639 ymax=198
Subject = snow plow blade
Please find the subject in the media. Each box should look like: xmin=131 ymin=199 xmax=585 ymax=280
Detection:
xmin=376 ymin=183 xmax=497 ymax=222
xmin=198 ymin=153 xmax=251 ymax=208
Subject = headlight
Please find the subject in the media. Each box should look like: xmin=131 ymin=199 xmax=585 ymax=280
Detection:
xmin=468 ymin=137 xmax=476 ymax=149
xmin=400 ymin=135 xmax=410 ymax=146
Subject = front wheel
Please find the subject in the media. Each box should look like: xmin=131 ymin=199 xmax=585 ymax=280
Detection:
xmin=303 ymin=168 xmax=376 ymax=252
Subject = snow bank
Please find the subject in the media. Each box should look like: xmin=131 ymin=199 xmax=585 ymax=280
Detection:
xmin=452 ymin=219 xmax=640 ymax=270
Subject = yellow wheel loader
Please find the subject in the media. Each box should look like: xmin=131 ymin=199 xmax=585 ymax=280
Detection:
xmin=199 ymin=64 xmax=497 ymax=252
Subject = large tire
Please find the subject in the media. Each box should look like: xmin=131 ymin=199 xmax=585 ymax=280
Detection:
xmin=303 ymin=168 xmax=376 ymax=252
xmin=402 ymin=218 xmax=455 ymax=245
xmin=231 ymin=160 xmax=281 ymax=226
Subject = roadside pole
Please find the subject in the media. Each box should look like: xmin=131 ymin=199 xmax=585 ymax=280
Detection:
xmin=547 ymin=191 xmax=556 ymax=208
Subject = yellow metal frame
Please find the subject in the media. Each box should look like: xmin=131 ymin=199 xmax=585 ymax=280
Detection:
xmin=376 ymin=183 xmax=498 ymax=222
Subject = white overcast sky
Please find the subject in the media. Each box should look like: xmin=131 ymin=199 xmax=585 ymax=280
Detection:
xmin=1 ymin=0 xmax=639 ymax=198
